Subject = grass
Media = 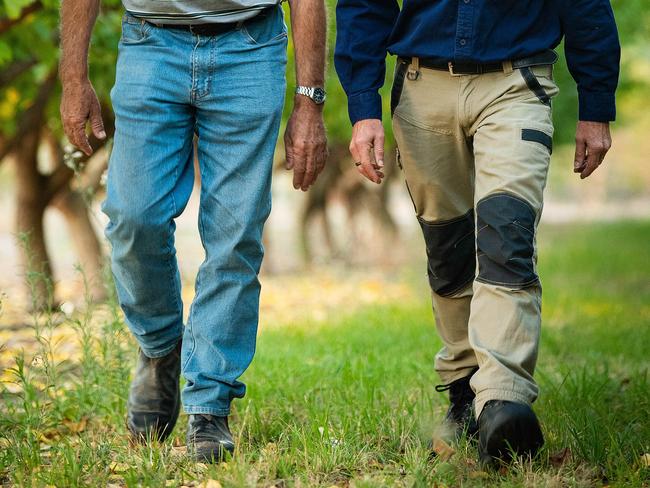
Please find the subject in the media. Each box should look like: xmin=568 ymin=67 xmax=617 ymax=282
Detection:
xmin=1 ymin=220 xmax=649 ymax=487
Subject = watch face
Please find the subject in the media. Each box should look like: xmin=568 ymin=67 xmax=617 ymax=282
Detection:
xmin=313 ymin=88 xmax=326 ymax=104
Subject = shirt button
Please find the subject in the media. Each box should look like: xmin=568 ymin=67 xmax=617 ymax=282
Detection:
xmin=459 ymin=39 xmax=467 ymax=46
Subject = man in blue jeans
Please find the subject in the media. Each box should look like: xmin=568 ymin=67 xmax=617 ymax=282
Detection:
xmin=335 ymin=0 xmax=619 ymax=467
xmin=60 ymin=0 xmax=327 ymax=461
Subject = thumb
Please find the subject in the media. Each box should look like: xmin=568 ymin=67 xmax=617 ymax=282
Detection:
xmin=90 ymin=100 xmax=106 ymax=140
xmin=574 ymin=137 xmax=586 ymax=173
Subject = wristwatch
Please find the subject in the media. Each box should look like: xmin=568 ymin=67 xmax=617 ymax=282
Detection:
xmin=295 ymin=86 xmax=326 ymax=105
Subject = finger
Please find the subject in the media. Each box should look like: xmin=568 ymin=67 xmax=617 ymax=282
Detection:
xmin=89 ymin=101 xmax=106 ymax=140
xmin=301 ymin=153 xmax=316 ymax=191
xmin=374 ymin=132 xmax=385 ymax=168
xmin=580 ymin=146 xmax=603 ymax=179
xmin=349 ymin=140 xmax=360 ymax=163
xmin=360 ymin=147 xmax=381 ymax=184
xmin=574 ymin=138 xmax=587 ymax=173
xmin=284 ymin=134 xmax=295 ymax=169
xmin=315 ymin=146 xmax=327 ymax=175
xmin=70 ymin=125 xmax=93 ymax=156
xmin=292 ymin=146 xmax=306 ymax=190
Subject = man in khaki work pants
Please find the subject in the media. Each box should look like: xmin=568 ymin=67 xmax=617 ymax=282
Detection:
xmin=334 ymin=0 xmax=620 ymax=467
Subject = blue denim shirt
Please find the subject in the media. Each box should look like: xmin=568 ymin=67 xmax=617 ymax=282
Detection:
xmin=334 ymin=0 xmax=620 ymax=124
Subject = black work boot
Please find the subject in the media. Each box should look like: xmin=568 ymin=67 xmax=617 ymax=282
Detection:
xmin=435 ymin=368 xmax=478 ymax=440
xmin=126 ymin=340 xmax=181 ymax=443
xmin=478 ymin=400 xmax=544 ymax=467
xmin=187 ymin=414 xmax=235 ymax=463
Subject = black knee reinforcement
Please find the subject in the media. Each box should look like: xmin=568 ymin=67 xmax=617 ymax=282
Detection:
xmin=420 ymin=210 xmax=475 ymax=297
xmin=476 ymin=193 xmax=538 ymax=288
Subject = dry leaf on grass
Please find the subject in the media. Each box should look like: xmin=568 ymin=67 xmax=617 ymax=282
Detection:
xmin=63 ymin=417 xmax=88 ymax=434
xmin=431 ymin=438 xmax=456 ymax=461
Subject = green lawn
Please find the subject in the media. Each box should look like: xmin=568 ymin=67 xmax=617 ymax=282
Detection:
xmin=1 ymin=221 xmax=649 ymax=487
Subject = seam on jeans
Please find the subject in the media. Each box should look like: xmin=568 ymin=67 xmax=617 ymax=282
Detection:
xmin=167 ymin=165 xmax=183 ymax=322
xmin=184 ymin=406 xmax=231 ymax=416
xmin=190 ymin=35 xmax=200 ymax=104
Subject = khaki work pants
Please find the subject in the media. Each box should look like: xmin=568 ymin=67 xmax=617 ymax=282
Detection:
xmin=391 ymin=58 xmax=559 ymax=416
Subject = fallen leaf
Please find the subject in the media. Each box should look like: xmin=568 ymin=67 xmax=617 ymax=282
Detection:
xmin=431 ymin=438 xmax=456 ymax=461
xmin=63 ymin=417 xmax=88 ymax=434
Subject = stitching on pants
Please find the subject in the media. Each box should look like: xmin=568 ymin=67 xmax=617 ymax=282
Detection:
xmin=393 ymin=111 xmax=454 ymax=135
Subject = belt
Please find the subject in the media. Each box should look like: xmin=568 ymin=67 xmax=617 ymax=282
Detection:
xmin=398 ymin=49 xmax=558 ymax=76
xmin=153 ymin=21 xmax=238 ymax=36
xmin=152 ymin=7 xmax=273 ymax=36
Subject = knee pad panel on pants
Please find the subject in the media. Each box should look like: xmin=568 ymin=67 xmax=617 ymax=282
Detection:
xmin=420 ymin=209 xmax=475 ymax=297
xmin=476 ymin=193 xmax=538 ymax=288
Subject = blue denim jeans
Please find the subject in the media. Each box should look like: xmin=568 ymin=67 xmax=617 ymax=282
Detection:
xmin=102 ymin=7 xmax=287 ymax=416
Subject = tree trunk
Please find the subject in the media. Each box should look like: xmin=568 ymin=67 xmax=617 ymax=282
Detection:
xmin=52 ymin=189 xmax=107 ymax=302
xmin=13 ymin=128 xmax=54 ymax=311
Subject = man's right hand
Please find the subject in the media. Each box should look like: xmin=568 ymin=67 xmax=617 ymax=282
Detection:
xmin=60 ymin=79 xmax=106 ymax=156
xmin=349 ymin=118 xmax=385 ymax=184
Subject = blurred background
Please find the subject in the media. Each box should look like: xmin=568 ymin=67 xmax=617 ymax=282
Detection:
xmin=0 ymin=0 xmax=648 ymax=322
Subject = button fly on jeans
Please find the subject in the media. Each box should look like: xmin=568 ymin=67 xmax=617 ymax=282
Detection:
xmin=191 ymin=36 xmax=214 ymax=101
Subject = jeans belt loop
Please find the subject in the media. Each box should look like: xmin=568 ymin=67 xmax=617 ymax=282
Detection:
xmin=407 ymin=56 xmax=420 ymax=81
xmin=502 ymin=60 xmax=514 ymax=74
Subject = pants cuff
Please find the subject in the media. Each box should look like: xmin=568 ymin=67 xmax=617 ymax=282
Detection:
xmin=184 ymin=406 xmax=231 ymax=417
xmin=140 ymin=336 xmax=183 ymax=359
xmin=474 ymin=389 xmax=532 ymax=418
xmin=437 ymin=366 xmax=479 ymax=385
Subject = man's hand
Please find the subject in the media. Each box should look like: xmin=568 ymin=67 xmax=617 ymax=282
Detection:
xmin=60 ymin=0 xmax=103 ymax=155
xmin=573 ymin=121 xmax=612 ymax=179
xmin=60 ymin=79 xmax=105 ymax=156
xmin=287 ymin=0 xmax=326 ymax=191
xmin=349 ymin=118 xmax=385 ymax=184
xmin=284 ymin=98 xmax=328 ymax=191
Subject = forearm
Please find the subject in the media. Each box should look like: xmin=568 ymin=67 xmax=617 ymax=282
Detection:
xmin=60 ymin=0 xmax=100 ymax=84
xmin=288 ymin=0 xmax=326 ymax=94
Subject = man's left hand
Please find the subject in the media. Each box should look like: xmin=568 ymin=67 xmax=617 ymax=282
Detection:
xmin=284 ymin=97 xmax=328 ymax=191
xmin=573 ymin=121 xmax=612 ymax=179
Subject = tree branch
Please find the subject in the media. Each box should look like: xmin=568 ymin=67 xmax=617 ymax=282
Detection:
xmin=0 ymin=58 xmax=38 ymax=87
xmin=0 ymin=70 xmax=57 ymax=164
xmin=0 ymin=2 xmax=43 ymax=35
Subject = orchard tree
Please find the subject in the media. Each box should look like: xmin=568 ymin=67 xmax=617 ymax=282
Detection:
xmin=0 ymin=0 xmax=122 ymax=309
